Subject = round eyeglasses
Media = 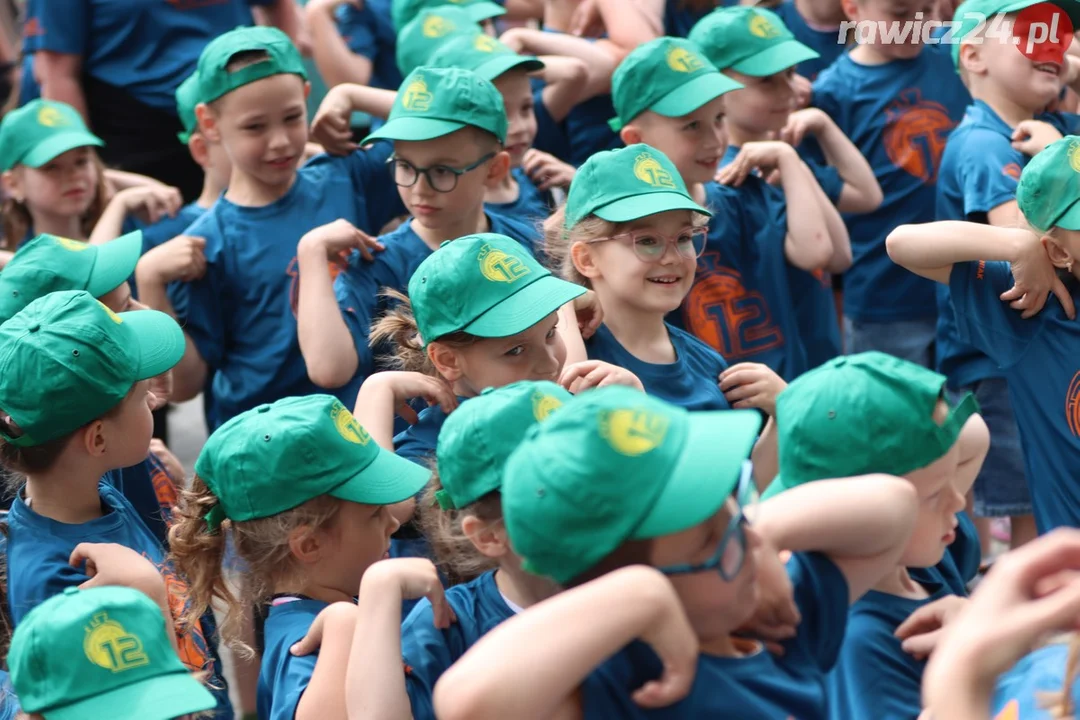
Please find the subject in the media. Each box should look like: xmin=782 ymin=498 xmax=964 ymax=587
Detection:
xmin=587 ymin=226 xmax=708 ymax=262
xmin=386 ymin=152 xmax=496 ymax=194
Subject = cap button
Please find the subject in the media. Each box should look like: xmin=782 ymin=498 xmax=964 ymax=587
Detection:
xmin=63 ymin=586 xmax=79 ymax=596
xmin=257 ymin=405 xmax=271 ymax=414
xmin=27 ymin=323 xmax=40 ymax=333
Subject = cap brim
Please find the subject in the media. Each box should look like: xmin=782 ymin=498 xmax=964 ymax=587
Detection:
xmin=45 ymin=670 xmax=217 ymax=720
xmin=21 ymin=131 xmax=105 ymax=168
xmin=463 ymin=274 xmax=586 ymax=338
xmin=86 ymin=230 xmax=143 ymax=298
xmin=730 ymin=40 xmax=820 ymax=76
xmin=594 ymin=192 xmax=713 ymax=223
xmin=475 ymin=54 xmax=546 ymax=82
xmin=465 ymin=1 xmax=508 ymax=22
xmin=363 ymin=117 xmax=468 ymax=144
xmin=330 ymin=446 xmax=432 ymax=505
xmin=119 ymin=308 xmax=186 ymax=380
xmin=632 ymin=409 xmax=763 ymax=539
xmin=650 ymin=72 xmax=745 ymax=118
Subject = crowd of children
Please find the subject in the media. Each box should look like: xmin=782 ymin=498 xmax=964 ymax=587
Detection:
xmin=5 ymin=0 xmax=1080 ymax=717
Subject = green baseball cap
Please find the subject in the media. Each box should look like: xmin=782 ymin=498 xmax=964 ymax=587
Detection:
xmin=393 ymin=0 xmax=505 ymax=31
xmin=196 ymin=26 xmax=308 ymax=105
xmin=395 ymin=7 xmax=483 ymax=77
xmin=195 ymin=394 xmax=431 ymax=527
xmin=427 ymin=32 xmax=545 ymax=82
xmin=609 ymin=37 xmax=744 ymax=131
xmin=365 ymin=67 xmax=508 ymax=144
xmin=0 ymin=231 xmax=143 ymax=325
xmin=0 ymin=290 xmax=185 ymax=448
xmin=951 ymin=0 xmax=1080 ymax=67
xmin=0 ymin=99 xmax=104 ymax=172
xmin=762 ymin=352 xmax=979 ymax=500
xmin=409 ymin=233 xmax=585 ymax=345
xmin=435 ymin=380 xmax=572 ymax=510
xmin=689 ymin=7 xmax=819 ymax=76
xmin=503 ymin=386 xmax=763 ymax=585
xmin=175 ymin=71 xmax=202 ymax=144
xmin=9 ymin=586 xmax=217 ymax=720
xmin=1017 ymin=135 xmax=1080 ymax=232
xmin=564 ymin=143 xmax=711 ymax=229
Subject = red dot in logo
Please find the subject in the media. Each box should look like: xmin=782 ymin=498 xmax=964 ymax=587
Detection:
xmin=1013 ymin=2 xmax=1074 ymax=63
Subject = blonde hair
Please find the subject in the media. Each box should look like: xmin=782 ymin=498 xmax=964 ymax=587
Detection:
xmin=417 ymin=468 xmax=503 ymax=586
xmin=167 ymin=475 xmax=343 ymax=656
xmin=368 ymin=289 xmax=478 ymax=377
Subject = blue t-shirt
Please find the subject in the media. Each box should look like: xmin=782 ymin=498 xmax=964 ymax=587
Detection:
xmin=4 ymin=482 xmax=232 ymax=719
xmin=394 ymin=402 xmax=455 ymax=467
xmin=586 ymin=322 xmax=730 ymax=410
xmin=139 ymin=201 xmax=209 ymax=253
xmin=673 ymin=173 xmax=807 ymax=381
xmin=771 ymin=1 xmax=847 ymax=81
xmin=258 ymin=598 xmax=328 ymax=720
xmin=487 ymin=167 xmax=552 ymax=227
xmin=33 ymin=0 xmax=270 ymax=111
xmin=0 ymin=670 xmax=17 ymax=720
xmin=110 ymin=454 xmax=177 ymax=548
xmin=336 ymin=0 xmax=401 ymax=92
xmin=949 ymin=260 xmax=1080 ymax=532
xmin=935 ymin=102 xmax=1074 ymax=389
xmin=531 ymin=85 xmax=573 ymax=162
xmin=812 ymin=44 xmax=970 ymax=322
xmin=991 ymin=643 xmax=1078 ymax=719
xmin=663 ymin=0 xmax=739 ymax=38
xmin=168 ymin=146 xmax=403 ymax=428
xmin=583 ymin=552 xmax=849 ymax=719
xmin=401 ymin=571 xmax=516 ymax=720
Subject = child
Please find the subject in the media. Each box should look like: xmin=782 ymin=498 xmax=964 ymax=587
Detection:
xmin=431 ymin=385 xmax=920 ymax=719
xmin=770 ymin=0 xmax=849 ymax=81
xmin=394 ymin=7 xmax=487 ymax=78
xmin=164 ymin=26 xmax=402 ymax=428
xmin=609 ymin=35 xmax=831 ymax=381
xmin=691 ymin=7 xmax=879 ymax=370
xmin=168 ymin=393 xmax=432 ymax=720
xmin=0 ymin=290 xmax=233 ymax=718
xmin=886 ymin=135 xmax=1080 ymax=533
xmin=811 ymin=0 xmax=972 ymax=366
xmin=306 ymin=0 xmax=400 ymax=95
xmin=392 ymin=0 xmax=506 ymax=30
xmin=296 ymin=67 xmax=539 ymax=391
xmin=755 ymin=352 xmax=989 ymax=720
xmin=9 ymin=584 xmax=218 ymax=720
xmin=347 ymin=380 xmax=570 ymax=719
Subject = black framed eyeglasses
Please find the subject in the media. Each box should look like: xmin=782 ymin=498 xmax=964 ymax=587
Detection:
xmin=386 ymin=152 xmax=496 ymax=193
xmin=658 ymin=461 xmax=759 ymax=582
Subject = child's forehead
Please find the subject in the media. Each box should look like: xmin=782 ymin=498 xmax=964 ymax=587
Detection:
xmin=393 ymin=129 xmax=489 ymax=162
xmin=216 ymin=72 xmax=306 ymax=112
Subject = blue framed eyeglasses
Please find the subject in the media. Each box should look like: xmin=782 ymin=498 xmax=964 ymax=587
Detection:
xmin=658 ymin=461 xmax=759 ymax=583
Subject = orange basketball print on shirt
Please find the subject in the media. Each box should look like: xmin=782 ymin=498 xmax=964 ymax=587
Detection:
xmin=1002 ymin=162 xmax=1023 ymax=181
xmin=1065 ymin=370 xmax=1080 ymax=437
xmin=883 ymin=90 xmax=956 ymax=184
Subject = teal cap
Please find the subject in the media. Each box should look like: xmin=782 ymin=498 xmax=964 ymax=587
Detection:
xmin=196 ymin=26 xmax=308 ymax=104
xmin=176 ymin=71 xmax=202 ymax=144
xmin=427 ymin=32 xmax=545 ymax=82
xmin=0 ymin=99 xmax=104 ymax=172
xmin=393 ymin=0 xmax=505 ymax=31
xmin=689 ymin=7 xmax=820 ymax=76
xmin=395 ymin=7 xmax=483 ymax=77
xmin=1017 ymin=135 xmax=1080 ymax=232
xmin=950 ymin=0 xmax=1080 ymax=67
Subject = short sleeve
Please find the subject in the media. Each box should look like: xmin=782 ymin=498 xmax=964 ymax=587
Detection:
xmin=948 ymin=259 xmax=1039 ymax=368
xmin=168 ymin=269 xmax=228 ymax=370
xmin=782 ymin=552 xmax=850 ymax=673
xmin=266 ymin=654 xmax=316 ymax=720
xmin=532 ymin=87 xmax=572 ymax=162
xmin=336 ymin=5 xmax=378 ymax=58
xmin=810 ymin=71 xmax=841 ymax=120
xmin=704 ymin=183 xmax=751 ymax=262
xmin=401 ymin=602 xmax=461 ymax=720
xmin=956 ymin=133 xmax=1021 ymax=217
xmin=35 ymin=0 xmax=89 ymax=55
xmin=831 ymin=613 xmax=925 ymax=720
xmin=342 ymin=143 xmax=406 ymax=233
xmin=333 ymin=266 xmax=377 ymax=374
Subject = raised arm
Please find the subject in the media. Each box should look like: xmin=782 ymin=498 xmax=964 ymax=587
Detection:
xmin=885 ymin=221 xmax=1036 ymax=284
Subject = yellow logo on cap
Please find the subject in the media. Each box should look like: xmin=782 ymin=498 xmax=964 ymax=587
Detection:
xmin=1068 ymin=139 xmax=1080 ymax=173
xmin=402 ymin=76 xmax=433 ymax=112
xmin=55 ymin=237 xmax=89 ymax=252
xmin=633 ymin=153 xmax=676 ymax=189
xmin=36 ymin=105 xmax=68 ymax=128
xmin=599 ymin=408 xmax=669 ymax=456
xmin=478 ymin=244 xmax=531 ymax=283
xmin=83 ymin=612 xmax=149 ymax=673
xmin=97 ymin=300 xmax=123 ymax=325
xmin=666 ymin=46 xmax=705 ymax=73
xmin=331 ymin=401 xmax=370 ymax=445
xmin=532 ymin=391 xmax=562 ymax=422
xmin=748 ymin=12 xmax=780 ymax=39
xmin=423 ymin=15 xmax=456 ymax=38
xmin=474 ymin=34 xmax=500 ymax=53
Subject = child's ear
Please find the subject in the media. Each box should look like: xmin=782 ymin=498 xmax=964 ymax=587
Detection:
xmin=461 ymin=514 xmax=509 ymax=559
xmin=1043 ymin=234 xmax=1074 ymax=270
xmin=1 ymin=169 xmax=22 ymax=202
xmin=620 ymin=125 xmax=643 ymax=146
xmin=287 ymin=525 xmax=325 ymax=566
xmin=428 ymin=343 xmax=464 ymax=383
xmin=571 ymin=240 xmax=603 ymax=280
xmin=486 ymin=150 xmax=512 ymax=187
xmin=188 ymin=133 xmax=211 ymax=169
xmin=195 ymin=103 xmax=221 ymax=143
xmin=80 ymin=421 xmax=109 ymax=458
xmin=960 ymin=43 xmax=986 ymax=76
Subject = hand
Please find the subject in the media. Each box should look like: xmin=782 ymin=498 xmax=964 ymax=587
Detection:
xmin=116 ymin=185 xmax=184 ymax=225
xmin=572 ymin=289 xmax=603 ymax=340
xmin=498 ymin=27 xmax=527 ymax=53
xmin=370 ymin=371 xmax=458 ymax=426
xmin=305 ymin=0 xmax=362 ymax=13
xmin=1000 ymin=229 xmax=1076 ymax=320
xmin=290 ymin=601 xmax=357 ymax=657
xmin=365 ymin=559 xmax=457 ymax=629
xmin=69 ymin=543 xmax=166 ymax=600
xmin=778 ymin=108 xmax=829 ymax=148
xmin=147 ymin=370 xmax=173 ymax=411
xmin=894 ymin=594 xmax=970 ymax=660
xmin=1012 ymin=119 xmax=1064 ymax=157
xmin=522 ymin=149 xmax=576 ymax=191
xmin=311 ymin=86 xmax=360 ymax=156
xmin=715 ymin=142 xmax=796 ymax=188
xmin=149 ymin=438 xmax=185 ymax=483
xmin=559 ymin=360 xmax=645 ymax=394
xmin=631 ymin=572 xmax=699 ymax=709
xmin=791 ymin=74 xmax=812 ymax=110
xmin=719 ymin=363 xmax=787 ymax=416
xmin=300 ymin=219 xmax=384 ymax=264
xmin=138 ymin=235 xmax=207 ymax=284
xmin=735 ymin=545 xmax=800 ymax=654
xmin=570 ymin=0 xmax=605 ymax=38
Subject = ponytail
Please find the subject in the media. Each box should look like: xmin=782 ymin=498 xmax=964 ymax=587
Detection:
xmin=369 ymin=288 xmax=479 ymax=377
xmin=418 ymin=468 xmax=503 ymax=586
